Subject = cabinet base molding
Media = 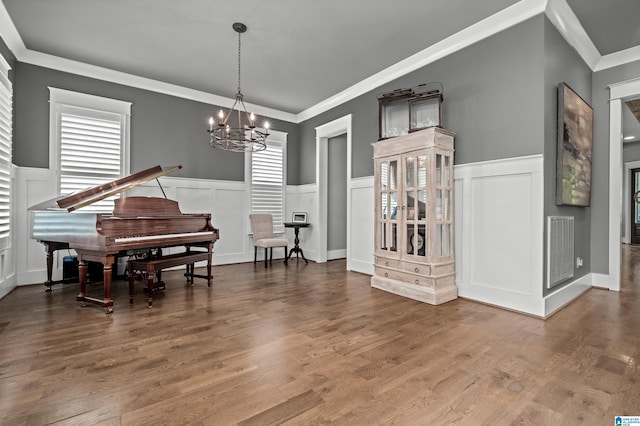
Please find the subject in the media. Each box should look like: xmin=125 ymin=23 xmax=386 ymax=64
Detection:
xmin=371 ymin=275 xmax=458 ymax=305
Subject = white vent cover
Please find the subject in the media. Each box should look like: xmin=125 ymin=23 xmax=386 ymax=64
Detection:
xmin=547 ymin=216 xmax=574 ymax=289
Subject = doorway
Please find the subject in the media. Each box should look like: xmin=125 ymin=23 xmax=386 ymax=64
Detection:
xmin=327 ymin=134 xmax=347 ymax=259
xmin=315 ymin=114 xmax=352 ymax=267
xmin=609 ymin=78 xmax=640 ymax=291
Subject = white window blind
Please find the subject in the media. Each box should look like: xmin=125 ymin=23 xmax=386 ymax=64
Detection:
xmin=251 ymin=137 xmax=285 ymax=233
xmin=50 ymin=88 xmax=131 ymax=212
xmin=0 ymin=65 xmax=12 ymax=249
xmin=60 ymin=112 xmax=122 ymax=211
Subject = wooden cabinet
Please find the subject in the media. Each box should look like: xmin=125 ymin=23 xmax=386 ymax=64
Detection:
xmin=371 ymin=127 xmax=457 ymax=304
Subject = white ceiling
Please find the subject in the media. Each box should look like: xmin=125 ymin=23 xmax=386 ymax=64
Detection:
xmin=1 ymin=0 xmax=640 ymax=137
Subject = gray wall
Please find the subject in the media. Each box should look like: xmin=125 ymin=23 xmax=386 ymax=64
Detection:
xmin=327 ymin=134 xmax=347 ymax=252
xmin=13 ymin=62 xmax=299 ymax=182
xmin=543 ymin=17 xmax=593 ymax=291
xmin=624 ymin=141 xmax=640 ymax=163
xmin=592 ymin=58 xmax=640 ymax=273
xmin=296 ymin=15 xmax=546 ymax=185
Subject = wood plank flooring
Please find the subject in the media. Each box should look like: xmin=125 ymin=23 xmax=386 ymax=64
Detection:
xmin=1 ymin=248 xmax=640 ymax=425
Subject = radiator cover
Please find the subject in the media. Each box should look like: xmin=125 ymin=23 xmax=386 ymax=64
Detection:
xmin=547 ymin=216 xmax=574 ymax=289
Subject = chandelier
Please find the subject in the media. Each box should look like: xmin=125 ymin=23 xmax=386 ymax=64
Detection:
xmin=207 ymin=22 xmax=270 ymax=152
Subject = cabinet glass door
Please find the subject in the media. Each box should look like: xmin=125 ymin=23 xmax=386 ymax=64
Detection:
xmin=378 ymin=159 xmax=398 ymax=253
xmin=405 ymin=154 xmax=427 ymax=258
xmin=434 ymin=152 xmax=453 ymax=257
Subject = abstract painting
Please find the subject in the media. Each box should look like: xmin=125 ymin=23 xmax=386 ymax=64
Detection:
xmin=556 ymin=83 xmax=593 ymax=206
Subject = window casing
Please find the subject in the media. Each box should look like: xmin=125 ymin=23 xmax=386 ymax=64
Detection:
xmin=0 ymin=55 xmax=12 ymax=250
xmin=49 ymin=88 xmax=131 ymax=211
xmin=248 ymin=131 xmax=286 ymax=234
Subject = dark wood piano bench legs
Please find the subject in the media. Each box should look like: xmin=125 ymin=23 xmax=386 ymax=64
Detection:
xmin=128 ymin=251 xmax=212 ymax=307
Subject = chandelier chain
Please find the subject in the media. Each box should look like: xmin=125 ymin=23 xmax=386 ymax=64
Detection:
xmin=237 ymin=29 xmax=242 ymax=95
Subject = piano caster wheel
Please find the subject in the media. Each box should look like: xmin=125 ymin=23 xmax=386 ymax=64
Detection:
xmin=80 ymin=302 xmax=87 ymax=308
xmin=105 ymin=307 xmax=113 ymax=314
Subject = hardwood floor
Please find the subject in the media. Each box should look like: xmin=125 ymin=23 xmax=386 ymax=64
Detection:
xmin=1 ymin=248 xmax=640 ymax=425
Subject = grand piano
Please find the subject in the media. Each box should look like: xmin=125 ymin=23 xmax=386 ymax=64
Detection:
xmin=29 ymin=165 xmax=220 ymax=313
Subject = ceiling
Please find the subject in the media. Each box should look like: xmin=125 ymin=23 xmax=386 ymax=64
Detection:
xmin=1 ymin=0 xmax=640 ymax=137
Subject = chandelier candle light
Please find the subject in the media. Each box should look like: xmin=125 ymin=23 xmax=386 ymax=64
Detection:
xmin=207 ymin=22 xmax=270 ymax=152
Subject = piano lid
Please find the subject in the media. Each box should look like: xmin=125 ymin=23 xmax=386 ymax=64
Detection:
xmin=28 ymin=165 xmax=182 ymax=212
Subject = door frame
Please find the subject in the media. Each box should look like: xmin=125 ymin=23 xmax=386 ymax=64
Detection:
xmin=315 ymin=114 xmax=352 ymax=267
xmin=608 ymin=77 xmax=640 ymax=291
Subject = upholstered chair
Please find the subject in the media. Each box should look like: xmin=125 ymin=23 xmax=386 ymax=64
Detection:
xmin=249 ymin=213 xmax=289 ymax=267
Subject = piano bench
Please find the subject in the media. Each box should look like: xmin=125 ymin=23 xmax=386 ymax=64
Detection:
xmin=127 ymin=251 xmax=211 ymax=307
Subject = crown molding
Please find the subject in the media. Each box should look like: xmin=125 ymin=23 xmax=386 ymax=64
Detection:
xmin=0 ymin=0 xmax=25 ymax=56
xmin=18 ymin=50 xmax=297 ymax=123
xmin=297 ymin=0 xmax=547 ymax=122
xmin=545 ymin=0 xmax=600 ymax=69
xmin=596 ymin=46 xmax=640 ymax=72
xmin=0 ymin=2 xmax=296 ymax=123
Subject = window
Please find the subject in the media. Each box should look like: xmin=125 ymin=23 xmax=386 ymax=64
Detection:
xmin=0 ymin=55 xmax=12 ymax=250
xmin=49 ymin=88 xmax=131 ymax=211
xmin=248 ymin=131 xmax=286 ymax=233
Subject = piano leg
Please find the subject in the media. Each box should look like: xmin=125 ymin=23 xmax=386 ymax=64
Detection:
xmin=128 ymin=262 xmax=134 ymax=304
xmin=146 ymin=271 xmax=155 ymax=308
xmin=102 ymin=263 xmax=114 ymax=314
xmin=206 ymin=243 xmax=213 ymax=288
xmin=45 ymin=243 xmax=55 ymax=292
xmin=77 ymin=260 xmax=88 ymax=305
xmin=42 ymin=241 xmax=70 ymax=291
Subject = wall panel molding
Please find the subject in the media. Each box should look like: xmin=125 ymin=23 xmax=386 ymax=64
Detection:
xmin=454 ymin=155 xmax=546 ymax=316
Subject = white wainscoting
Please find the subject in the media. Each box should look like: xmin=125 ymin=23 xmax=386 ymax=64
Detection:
xmin=348 ymin=176 xmax=374 ymax=275
xmin=454 ymin=155 xmax=546 ymax=316
xmin=14 ymin=159 xmax=592 ymax=317
xmin=16 ymin=167 xmax=55 ymax=286
xmin=15 ymin=165 xmax=377 ymax=288
xmin=15 ymin=167 xmax=257 ymax=286
xmin=284 ymin=178 xmax=374 ymax=275
xmin=285 ymin=184 xmax=318 ymax=262
xmin=127 ymin=177 xmax=251 ymax=265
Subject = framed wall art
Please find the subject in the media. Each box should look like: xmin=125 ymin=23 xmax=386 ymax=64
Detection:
xmin=556 ymin=82 xmax=593 ymax=206
xmin=292 ymin=212 xmax=307 ymax=223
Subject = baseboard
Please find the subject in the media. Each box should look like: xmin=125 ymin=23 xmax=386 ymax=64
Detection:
xmin=327 ymin=249 xmax=346 ymax=260
xmin=544 ymin=273 xmax=592 ymax=317
xmin=214 ymin=253 xmax=260 ymax=266
xmin=0 ymin=273 xmax=16 ymax=299
xmin=348 ymin=258 xmax=374 ymax=275
xmin=18 ymin=269 xmax=48 ymax=286
xmin=591 ymin=272 xmax=613 ymax=290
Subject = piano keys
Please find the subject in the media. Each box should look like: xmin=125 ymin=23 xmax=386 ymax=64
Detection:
xmin=29 ymin=165 xmax=220 ymax=313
